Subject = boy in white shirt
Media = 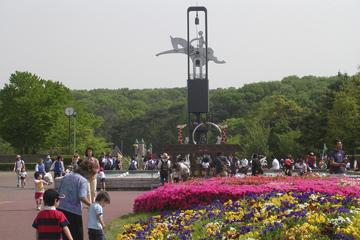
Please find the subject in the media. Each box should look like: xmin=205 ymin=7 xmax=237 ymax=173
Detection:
xmin=88 ymin=191 xmax=111 ymax=240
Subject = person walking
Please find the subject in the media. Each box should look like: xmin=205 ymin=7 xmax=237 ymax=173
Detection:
xmin=57 ymin=159 xmax=98 ymax=240
xmin=34 ymin=172 xmax=49 ymax=211
xmin=158 ymin=153 xmax=171 ymax=185
xmin=13 ymin=155 xmax=25 ymax=187
xmin=32 ymin=189 xmax=73 ymax=240
xmin=84 ymin=147 xmax=100 ymax=203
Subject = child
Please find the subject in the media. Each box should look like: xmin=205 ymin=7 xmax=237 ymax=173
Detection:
xmin=32 ymin=189 xmax=73 ymax=240
xmin=34 ymin=172 xmax=48 ymax=211
xmin=19 ymin=166 xmax=27 ymax=188
xmin=98 ymin=168 xmax=106 ymax=191
xmin=88 ymin=191 xmax=111 ymax=240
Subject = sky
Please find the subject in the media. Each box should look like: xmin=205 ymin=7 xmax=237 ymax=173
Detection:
xmin=0 ymin=0 xmax=359 ymax=90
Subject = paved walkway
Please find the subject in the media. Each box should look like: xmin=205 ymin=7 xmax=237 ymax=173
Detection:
xmin=0 ymin=171 xmax=144 ymax=240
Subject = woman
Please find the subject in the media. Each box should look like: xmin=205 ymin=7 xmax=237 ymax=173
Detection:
xmin=58 ymin=159 xmax=98 ymax=240
xmin=84 ymin=147 xmax=100 ymax=203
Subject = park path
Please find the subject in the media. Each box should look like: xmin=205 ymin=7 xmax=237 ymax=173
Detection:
xmin=0 ymin=171 xmax=144 ymax=240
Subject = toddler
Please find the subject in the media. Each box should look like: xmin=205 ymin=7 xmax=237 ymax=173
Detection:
xmin=88 ymin=191 xmax=111 ymax=240
xmin=34 ymin=172 xmax=49 ymax=210
xmin=19 ymin=166 xmax=27 ymax=188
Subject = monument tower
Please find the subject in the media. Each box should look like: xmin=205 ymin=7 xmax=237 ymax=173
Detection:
xmin=157 ymin=6 xmax=225 ymax=144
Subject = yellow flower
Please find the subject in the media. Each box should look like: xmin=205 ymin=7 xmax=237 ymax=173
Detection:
xmin=117 ymin=233 xmax=136 ymax=240
xmin=224 ymin=199 xmax=233 ymax=207
xmin=225 ymin=210 xmax=244 ymax=221
xmin=205 ymin=221 xmax=222 ymax=236
xmin=307 ymin=212 xmax=327 ymax=225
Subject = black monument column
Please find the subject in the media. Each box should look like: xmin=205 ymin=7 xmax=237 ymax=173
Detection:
xmin=187 ymin=6 xmax=208 ymax=145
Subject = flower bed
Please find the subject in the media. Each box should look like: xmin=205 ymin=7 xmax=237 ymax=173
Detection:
xmin=134 ymin=176 xmax=360 ymax=212
xmin=121 ymin=191 xmax=360 ymax=239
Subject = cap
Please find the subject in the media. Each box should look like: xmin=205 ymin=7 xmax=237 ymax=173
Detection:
xmin=43 ymin=189 xmax=65 ymax=202
xmin=16 ymin=155 xmax=21 ymax=158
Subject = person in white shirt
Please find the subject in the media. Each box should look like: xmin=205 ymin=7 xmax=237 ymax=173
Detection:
xmin=272 ymin=158 xmax=280 ymax=170
xmin=88 ymin=192 xmax=111 ymax=240
xmin=98 ymin=168 xmax=106 ymax=191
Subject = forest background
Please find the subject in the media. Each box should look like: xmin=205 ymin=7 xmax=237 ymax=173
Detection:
xmin=1 ymin=70 xmax=360 ymax=159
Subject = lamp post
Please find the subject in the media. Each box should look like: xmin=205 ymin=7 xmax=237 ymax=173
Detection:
xmin=73 ymin=111 xmax=77 ymax=154
xmin=64 ymin=107 xmax=75 ymax=154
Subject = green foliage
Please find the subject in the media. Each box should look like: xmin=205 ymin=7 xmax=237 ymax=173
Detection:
xmin=3 ymin=70 xmax=360 ymax=158
xmin=0 ymin=72 xmax=109 ymax=154
xmin=0 ymin=138 xmax=15 ymax=154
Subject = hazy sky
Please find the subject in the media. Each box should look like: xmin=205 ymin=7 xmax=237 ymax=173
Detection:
xmin=0 ymin=0 xmax=359 ymax=90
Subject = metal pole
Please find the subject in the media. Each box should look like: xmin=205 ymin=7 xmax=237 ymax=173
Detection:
xmin=68 ymin=116 xmax=71 ymax=154
xmin=73 ymin=115 xmax=76 ymax=154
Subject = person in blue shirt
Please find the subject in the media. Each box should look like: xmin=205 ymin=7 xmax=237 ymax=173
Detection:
xmin=35 ymin=158 xmax=46 ymax=176
xmin=44 ymin=155 xmax=52 ymax=173
xmin=329 ymin=139 xmax=347 ymax=174
xmin=58 ymin=159 xmax=98 ymax=240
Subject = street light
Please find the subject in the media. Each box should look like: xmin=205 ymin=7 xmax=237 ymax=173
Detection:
xmin=73 ymin=111 xmax=77 ymax=154
xmin=64 ymin=107 xmax=75 ymax=154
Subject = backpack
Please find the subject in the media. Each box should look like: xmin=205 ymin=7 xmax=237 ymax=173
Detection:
xmin=160 ymin=160 xmax=169 ymax=173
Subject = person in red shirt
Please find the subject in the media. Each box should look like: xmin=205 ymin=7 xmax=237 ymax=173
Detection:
xmin=284 ymin=154 xmax=294 ymax=176
xmin=32 ymin=189 xmax=73 ymax=240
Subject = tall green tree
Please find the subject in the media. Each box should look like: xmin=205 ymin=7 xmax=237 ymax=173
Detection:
xmin=0 ymin=71 xmax=109 ymax=154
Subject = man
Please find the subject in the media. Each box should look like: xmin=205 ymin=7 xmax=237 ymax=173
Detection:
xmin=158 ymin=153 xmax=171 ymax=185
xmin=43 ymin=155 xmax=52 ymax=173
xmin=13 ymin=155 xmax=25 ymax=187
xmin=329 ymin=139 xmax=346 ymax=174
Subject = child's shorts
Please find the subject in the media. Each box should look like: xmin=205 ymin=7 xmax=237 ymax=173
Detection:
xmin=100 ymin=178 xmax=106 ymax=183
xmin=20 ymin=177 xmax=26 ymax=180
xmin=35 ymin=192 xmax=44 ymax=200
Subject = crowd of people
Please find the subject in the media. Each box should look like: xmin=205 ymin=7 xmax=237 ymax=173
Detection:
xmin=10 ymin=139 xmax=360 ymax=239
xmin=13 ymin=148 xmax=111 ymax=240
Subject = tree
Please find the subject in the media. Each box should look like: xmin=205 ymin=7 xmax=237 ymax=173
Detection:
xmin=0 ymin=71 xmax=109 ymax=154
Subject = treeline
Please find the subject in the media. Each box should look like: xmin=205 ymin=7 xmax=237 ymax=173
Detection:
xmin=1 ymin=71 xmax=360 ymax=158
